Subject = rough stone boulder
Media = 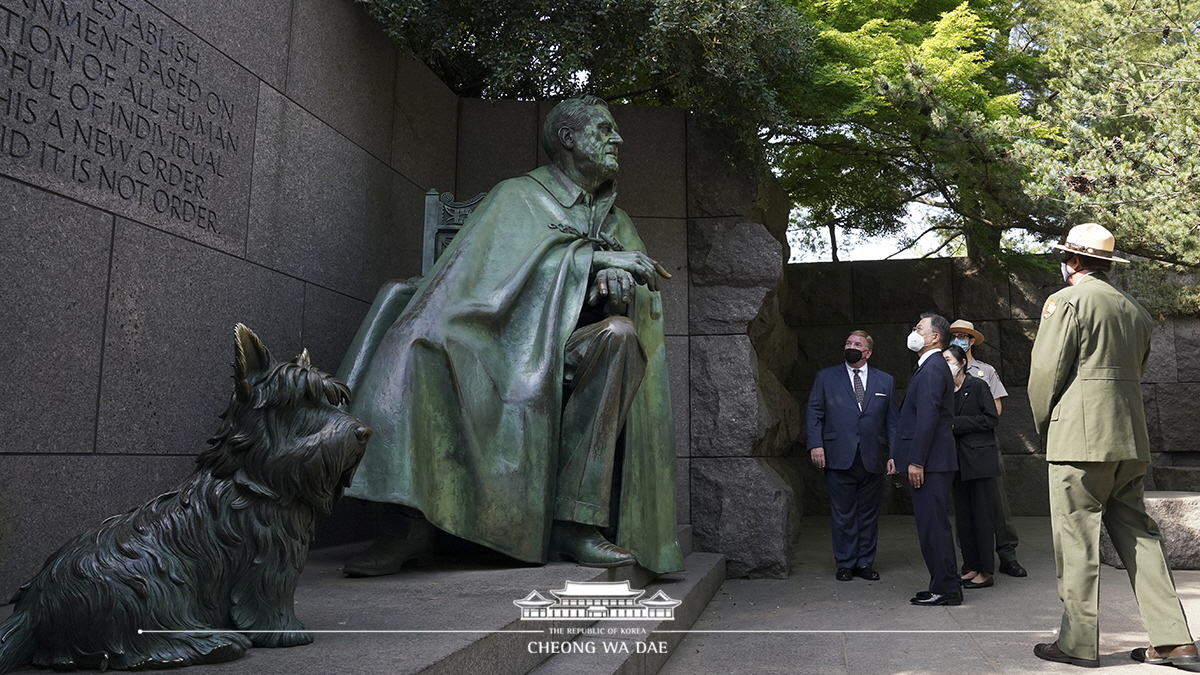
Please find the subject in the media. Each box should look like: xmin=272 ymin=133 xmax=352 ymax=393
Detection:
xmin=1100 ymin=491 xmax=1200 ymax=570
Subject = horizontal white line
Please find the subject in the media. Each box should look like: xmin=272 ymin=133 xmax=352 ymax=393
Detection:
xmin=137 ymin=624 xmax=544 ymax=629
xmin=140 ymin=624 xmax=1056 ymax=629
xmin=652 ymin=624 xmax=1056 ymax=629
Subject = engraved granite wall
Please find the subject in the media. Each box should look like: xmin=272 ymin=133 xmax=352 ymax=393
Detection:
xmin=0 ymin=0 xmax=439 ymax=596
xmin=0 ymin=0 xmax=714 ymax=595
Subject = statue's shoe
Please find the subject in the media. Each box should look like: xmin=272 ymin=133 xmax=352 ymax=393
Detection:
xmin=552 ymin=525 xmax=636 ymax=568
xmin=343 ymin=534 xmax=434 ymax=577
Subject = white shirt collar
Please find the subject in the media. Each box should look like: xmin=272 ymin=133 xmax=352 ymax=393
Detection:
xmin=917 ymin=348 xmax=941 ymax=366
xmin=845 ymin=362 xmax=869 ymax=377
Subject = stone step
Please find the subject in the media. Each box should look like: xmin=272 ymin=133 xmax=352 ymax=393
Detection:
xmin=525 ymin=551 xmax=726 ymax=675
xmin=2 ymin=527 xmax=705 ymax=675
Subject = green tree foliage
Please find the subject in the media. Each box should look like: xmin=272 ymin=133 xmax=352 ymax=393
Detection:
xmin=775 ymin=1 xmax=1055 ymax=263
xmin=354 ymin=0 xmax=816 ymax=153
xmin=1016 ymin=0 xmax=1200 ymax=268
xmin=357 ymin=0 xmax=1200 ymax=312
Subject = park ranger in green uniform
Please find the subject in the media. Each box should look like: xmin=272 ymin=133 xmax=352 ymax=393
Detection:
xmin=1030 ymin=223 xmax=1198 ymax=670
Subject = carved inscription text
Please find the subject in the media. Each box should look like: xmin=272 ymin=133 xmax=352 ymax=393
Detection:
xmin=0 ymin=0 xmax=247 ymax=236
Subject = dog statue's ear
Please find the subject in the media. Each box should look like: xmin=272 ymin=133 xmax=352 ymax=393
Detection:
xmin=233 ymin=324 xmax=272 ymax=402
xmin=293 ymin=349 xmax=311 ymax=367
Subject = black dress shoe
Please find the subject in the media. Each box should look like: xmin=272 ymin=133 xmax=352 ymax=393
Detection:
xmin=836 ymin=568 xmax=853 ymax=581
xmin=962 ymin=577 xmax=994 ymax=589
xmin=998 ymin=560 xmax=1027 ymax=577
xmin=910 ymin=590 xmax=962 ymax=606
xmin=1034 ymin=641 xmax=1099 ymax=668
xmin=853 ymin=566 xmax=880 ymax=580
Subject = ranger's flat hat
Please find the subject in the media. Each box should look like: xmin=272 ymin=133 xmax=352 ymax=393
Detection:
xmin=1052 ymin=222 xmax=1130 ymax=263
xmin=949 ymin=320 xmax=984 ymax=345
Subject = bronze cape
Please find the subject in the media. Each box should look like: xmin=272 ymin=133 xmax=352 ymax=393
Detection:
xmin=339 ymin=166 xmax=683 ymax=573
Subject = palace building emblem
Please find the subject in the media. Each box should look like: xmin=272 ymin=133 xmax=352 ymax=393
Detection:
xmin=513 ymin=581 xmax=680 ymax=621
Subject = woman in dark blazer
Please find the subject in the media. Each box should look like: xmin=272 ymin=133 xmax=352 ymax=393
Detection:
xmin=943 ymin=345 xmax=1001 ymax=589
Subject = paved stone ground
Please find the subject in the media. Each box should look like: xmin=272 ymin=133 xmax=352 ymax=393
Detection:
xmin=661 ymin=515 xmax=1200 ymax=674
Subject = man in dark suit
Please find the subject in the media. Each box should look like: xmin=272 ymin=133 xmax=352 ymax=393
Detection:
xmin=807 ymin=330 xmax=897 ymax=581
xmin=890 ymin=313 xmax=960 ymax=606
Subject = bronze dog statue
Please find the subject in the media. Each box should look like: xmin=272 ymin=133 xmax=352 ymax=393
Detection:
xmin=0 ymin=325 xmax=370 ymax=672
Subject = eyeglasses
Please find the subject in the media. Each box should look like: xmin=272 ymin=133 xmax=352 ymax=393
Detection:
xmin=912 ymin=325 xmax=929 ymax=334
xmin=951 ymin=333 xmax=971 ymax=340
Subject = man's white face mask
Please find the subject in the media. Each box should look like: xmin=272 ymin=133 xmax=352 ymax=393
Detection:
xmin=906 ymin=330 xmax=925 ymax=352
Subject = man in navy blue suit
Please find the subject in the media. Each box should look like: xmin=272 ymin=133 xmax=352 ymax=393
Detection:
xmin=807 ymin=330 xmax=897 ymax=581
xmin=890 ymin=313 xmax=961 ymax=606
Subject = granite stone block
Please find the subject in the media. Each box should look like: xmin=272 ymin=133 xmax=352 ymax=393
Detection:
xmin=782 ymin=262 xmax=854 ymax=327
xmin=994 ymin=387 xmax=1040 ymax=455
xmin=247 ymin=85 xmax=423 ymax=300
xmin=1008 ymin=263 xmax=1060 ymax=320
xmin=690 ymin=335 xmax=760 ymax=458
xmin=1144 ymin=319 xmax=1178 ymax=384
xmin=999 ymin=319 xmax=1038 ymax=386
xmin=1175 ymin=318 xmax=1200 ymax=382
xmin=0 ymin=178 xmax=111 ymax=454
xmin=392 ymin=50 xmax=458 ymax=191
xmin=96 ymin=220 xmax=305 ymax=455
xmin=686 ymin=115 xmax=755 ymax=218
xmin=147 ymin=0 xmax=292 ymax=88
xmin=666 ymin=336 xmax=690 ymax=458
xmin=691 ymin=457 xmax=799 ymax=578
xmin=1143 ymin=383 xmax=1162 ymax=452
xmin=748 ymin=288 xmax=799 ymax=378
xmin=851 ymin=258 xmax=954 ymax=324
xmin=0 ymin=454 xmax=196 ymax=599
xmin=535 ymin=100 xmax=556 ymax=168
xmin=965 ymin=319 xmax=1004 ymax=374
xmin=689 ymin=218 xmax=783 ymax=336
xmin=677 ymin=457 xmax=691 ymax=525
xmin=301 ymin=284 xmax=373 ymax=376
xmin=457 ymin=99 xmax=539 ymax=198
xmin=1101 ymin=492 xmax=1200 ymax=569
xmin=0 ymin=0 xmax=258 ymax=255
xmin=690 ymin=335 xmax=759 ymax=457
xmin=951 ymin=258 xmax=1010 ymax=322
xmin=609 ymin=106 xmax=686 ymax=219
xmin=812 ymin=323 xmax=913 ymax=390
xmin=1157 ymin=383 xmax=1200 ymax=453
xmin=636 ymin=218 xmax=688 ymax=336
xmin=792 ymin=325 xmax=864 ymax=392
xmin=1001 ymin=454 xmax=1049 ymax=516
xmin=286 ymin=0 xmax=397 ymax=159
xmin=1151 ymin=467 xmax=1200 ymax=492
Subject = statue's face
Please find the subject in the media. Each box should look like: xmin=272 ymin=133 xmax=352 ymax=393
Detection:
xmin=569 ymin=107 xmax=623 ymax=182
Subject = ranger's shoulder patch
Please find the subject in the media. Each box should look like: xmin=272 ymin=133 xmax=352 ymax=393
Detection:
xmin=1042 ymin=298 xmax=1058 ymax=320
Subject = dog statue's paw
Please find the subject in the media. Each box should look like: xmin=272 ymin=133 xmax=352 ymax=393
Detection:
xmin=247 ymin=628 xmax=314 ymax=648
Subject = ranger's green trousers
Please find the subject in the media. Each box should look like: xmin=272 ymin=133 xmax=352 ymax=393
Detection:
xmin=1048 ymin=460 xmax=1193 ymax=660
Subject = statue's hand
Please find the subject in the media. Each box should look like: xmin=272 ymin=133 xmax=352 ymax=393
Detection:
xmin=588 ymin=267 xmax=636 ymax=306
xmin=592 ymin=251 xmax=671 ymax=291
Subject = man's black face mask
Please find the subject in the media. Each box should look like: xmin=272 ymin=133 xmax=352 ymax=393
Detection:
xmin=844 ymin=348 xmax=863 ymax=364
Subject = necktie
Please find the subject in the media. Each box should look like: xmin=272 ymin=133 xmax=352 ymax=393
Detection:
xmin=853 ymin=369 xmax=865 ymax=409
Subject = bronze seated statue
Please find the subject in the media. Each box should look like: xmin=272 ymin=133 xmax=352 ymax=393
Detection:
xmin=337 ymin=96 xmax=682 ymax=576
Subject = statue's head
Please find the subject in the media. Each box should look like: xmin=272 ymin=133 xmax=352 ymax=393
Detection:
xmin=542 ymin=96 xmax=623 ymax=185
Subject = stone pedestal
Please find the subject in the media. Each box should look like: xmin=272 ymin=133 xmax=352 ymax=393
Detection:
xmin=1100 ymin=491 xmax=1200 ymax=570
